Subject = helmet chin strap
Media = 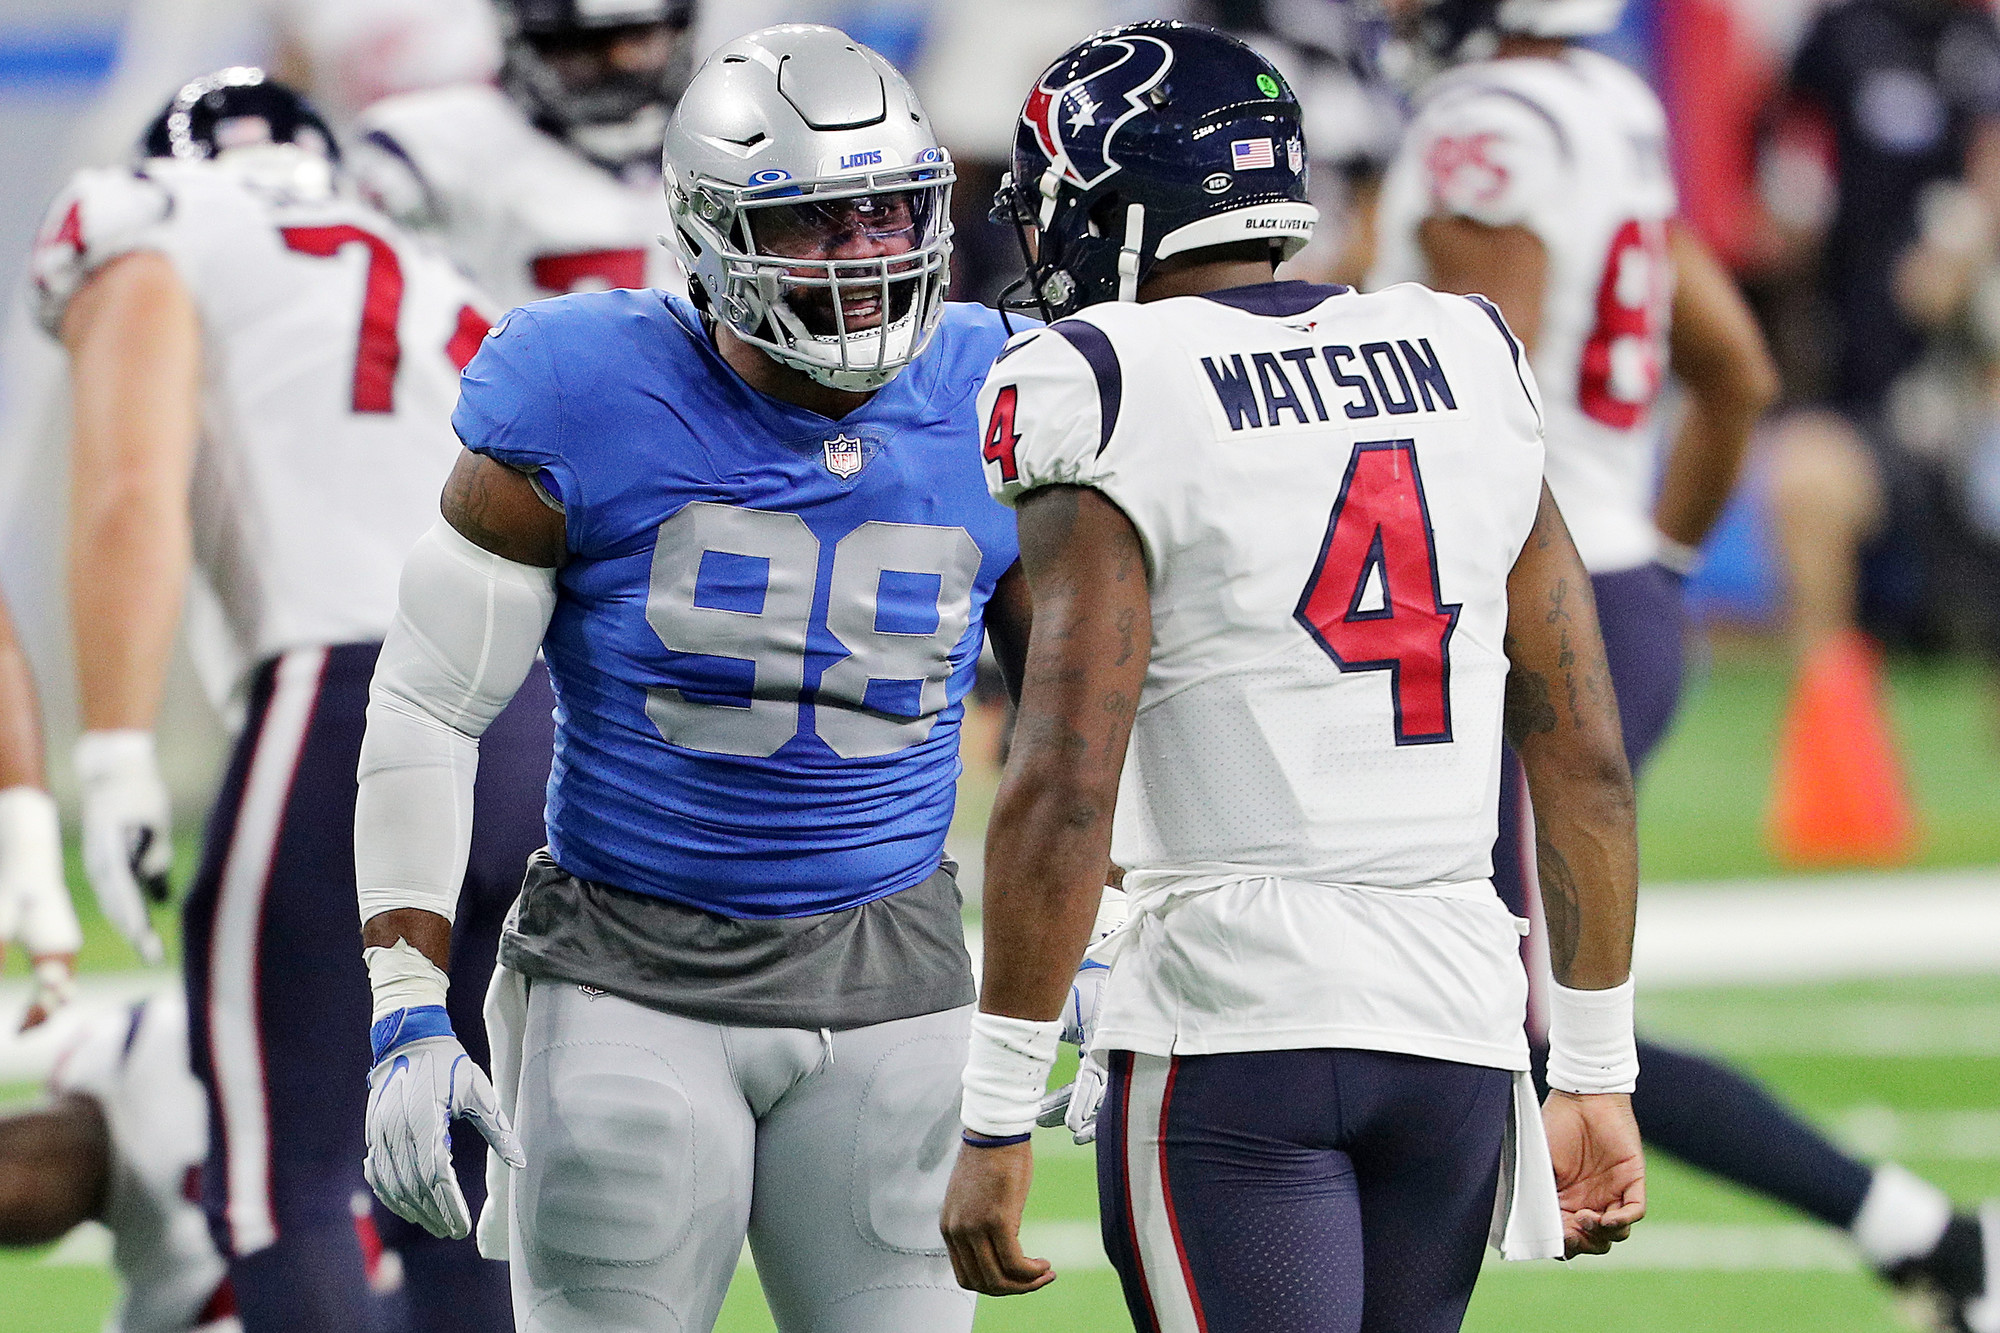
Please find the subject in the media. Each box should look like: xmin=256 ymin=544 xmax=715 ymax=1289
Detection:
xmin=1117 ymin=202 xmax=1146 ymax=303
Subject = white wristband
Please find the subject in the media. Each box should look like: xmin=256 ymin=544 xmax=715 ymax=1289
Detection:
xmin=0 ymin=786 xmax=63 ymax=883
xmin=1545 ymin=977 xmax=1639 ymax=1095
xmin=960 ymin=1011 xmax=1063 ymax=1137
xmin=363 ymin=938 xmax=449 ymax=1023
xmin=75 ymin=729 xmax=157 ymax=783
xmin=1653 ymin=536 xmax=1702 ymax=578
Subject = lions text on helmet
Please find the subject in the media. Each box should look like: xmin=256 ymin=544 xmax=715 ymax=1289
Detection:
xmin=990 ymin=21 xmax=1318 ymax=322
xmin=665 ymin=25 xmax=955 ymax=393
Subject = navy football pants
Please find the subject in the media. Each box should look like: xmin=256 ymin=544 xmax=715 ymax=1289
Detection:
xmin=182 ymin=643 xmax=554 ymax=1333
xmin=1097 ymin=1048 xmax=1511 ymax=1333
xmin=1492 ymin=563 xmax=1872 ymax=1232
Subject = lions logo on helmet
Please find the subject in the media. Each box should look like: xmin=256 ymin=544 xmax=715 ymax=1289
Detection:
xmin=993 ymin=21 xmax=1318 ymax=322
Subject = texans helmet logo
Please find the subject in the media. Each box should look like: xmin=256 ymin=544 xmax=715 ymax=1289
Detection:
xmin=1022 ymin=34 xmax=1175 ymax=190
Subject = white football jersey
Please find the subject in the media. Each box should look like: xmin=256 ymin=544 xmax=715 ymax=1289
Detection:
xmin=352 ymin=85 xmax=685 ymax=312
xmin=49 ymin=995 xmax=236 ymax=1333
xmin=980 ymin=281 xmax=1545 ymax=1069
xmin=1371 ymin=48 xmax=1678 ymax=574
xmin=31 ymin=162 xmax=491 ymax=713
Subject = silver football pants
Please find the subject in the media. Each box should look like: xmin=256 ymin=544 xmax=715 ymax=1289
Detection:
xmin=508 ymin=981 xmax=977 ymax=1333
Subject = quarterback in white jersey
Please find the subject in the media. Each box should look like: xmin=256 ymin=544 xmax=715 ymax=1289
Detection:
xmin=354 ymin=0 xmax=693 ymax=308
xmin=1 ymin=995 xmax=236 ymax=1333
xmin=943 ymin=24 xmax=1643 ymax=1330
xmin=36 ymin=71 xmax=556 ymax=1333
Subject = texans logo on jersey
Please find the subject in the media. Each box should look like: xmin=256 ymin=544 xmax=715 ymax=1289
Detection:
xmin=1021 ymin=33 xmax=1175 ymax=190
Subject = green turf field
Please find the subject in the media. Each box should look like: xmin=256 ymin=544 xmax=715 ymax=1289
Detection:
xmin=4 ymin=652 xmax=1999 ymax=1330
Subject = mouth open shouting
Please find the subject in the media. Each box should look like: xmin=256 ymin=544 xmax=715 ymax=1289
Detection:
xmin=750 ymin=192 xmax=928 ymax=336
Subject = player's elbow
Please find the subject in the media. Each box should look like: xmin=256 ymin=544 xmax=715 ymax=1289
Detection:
xmin=0 ymin=1103 xmax=108 ymax=1245
xmin=1684 ymin=330 xmax=1780 ymax=427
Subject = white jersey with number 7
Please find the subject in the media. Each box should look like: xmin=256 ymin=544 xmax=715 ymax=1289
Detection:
xmin=978 ymin=282 xmax=1547 ymax=1065
xmin=31 ymin=161 xmax=494 ymax=713
xmin=1370 ymin=48 xmax=1677 ymax=576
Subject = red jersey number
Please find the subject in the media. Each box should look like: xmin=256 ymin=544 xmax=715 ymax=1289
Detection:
xmin=282 ymin=224 xmax=405 ymax=413
xmin=283 ymin=224 xmax=496 ymax=409
xmin=1295 ymin=440 xmax=1461 ymax=745
xmin=1578 ymin=218 xmax=1670 ymax=430
xmin=983 ymin=384 xmax=1022 ymax=483
xmin=530 ymin=248 xmax=647 ymax=295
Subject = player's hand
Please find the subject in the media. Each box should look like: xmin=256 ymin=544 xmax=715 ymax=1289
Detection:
xmin=1543 ymin=1089 xmax=1646 ymax=1257
xmin=0 ymin=787 xmax=82 ymax=1029
xmin=364 ymin=1006 xmax=524 ymax=1240
xmin=941 ymin=1138 xmax=1054 ymax=1296
xmin=75 ymin=731 xmax=170 ymax=965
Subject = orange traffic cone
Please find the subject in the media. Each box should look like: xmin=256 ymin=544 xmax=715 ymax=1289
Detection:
xmin=1768 ymin=630 xmax=1919 ymax=867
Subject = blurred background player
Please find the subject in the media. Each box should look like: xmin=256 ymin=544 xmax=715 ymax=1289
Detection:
xmin=0 ymin=585 xmax=82 ymax=1033
xmin=354 ymin=0 xmax=697 ymax=307
xmin=1370 ymin=0 xmax=1996 ymax=1325
xmin=34 ymin=69 xmax=554 ymax=1333
xmin=0 ymin=994 xmax=238 ymax=1333
xmin=355 ymin=26 xmax=1030 ymax=1332
xmin=1761 ymin=0 xmax=2000 ymax=863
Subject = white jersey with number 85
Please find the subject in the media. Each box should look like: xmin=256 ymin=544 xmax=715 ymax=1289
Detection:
xmin=1371 ymin=48 xmax=1677 ymax=575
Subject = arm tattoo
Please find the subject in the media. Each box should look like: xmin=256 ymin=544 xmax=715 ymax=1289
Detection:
xmin=1503 ymin=664 xmax=1558 ymax=747
xmin=1537 ymin=835 xmax=1583 ymax=980
xmin=1114 ymin=607 xmax=1137 ymax=666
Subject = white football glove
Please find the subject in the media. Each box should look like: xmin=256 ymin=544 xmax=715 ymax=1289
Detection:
xmin=364 ymin=1006 xmax=524 ymax=1240
xmin=1034 ymin=885 xmax=1129 ymax=1145
xmin=74 ymin=730 xmax=169 ymax=965
xmin=0 ymin=787 xmax=82 ymax=1029
xmin=1037 ymin=958 xmax=1113 ymax=1143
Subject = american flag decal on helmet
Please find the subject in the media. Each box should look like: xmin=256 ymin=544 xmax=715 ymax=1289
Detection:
xmin=1232 ymin=138 xmax=1275 ymax=171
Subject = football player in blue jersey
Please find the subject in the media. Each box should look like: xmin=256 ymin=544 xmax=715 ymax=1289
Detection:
xmin=351 ymin=25 xmax=1030 ymax=1333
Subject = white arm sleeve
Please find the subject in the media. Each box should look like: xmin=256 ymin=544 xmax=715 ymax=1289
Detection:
xmin=355 ymin=519 xmax=556 ymax=925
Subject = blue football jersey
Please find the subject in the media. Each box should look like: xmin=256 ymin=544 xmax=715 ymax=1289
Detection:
xmin=453 ymin=291 xmax=1023 ymax=917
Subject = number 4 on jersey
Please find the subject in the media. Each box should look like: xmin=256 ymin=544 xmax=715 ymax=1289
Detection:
xmin=983 ymin=385 xmax=1021 ymax=482
xmin=1295 ymin=440 xmax=1461 ymax=745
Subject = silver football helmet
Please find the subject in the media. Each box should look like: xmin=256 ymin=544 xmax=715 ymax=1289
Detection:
xmin=663 ymin=25 xmax=954 ymax=393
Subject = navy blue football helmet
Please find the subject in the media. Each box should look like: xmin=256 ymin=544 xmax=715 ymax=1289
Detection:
xmin=992 ymin=20 xmax=1317 ymax=321
xmin=141 ymin=67 xmax=338 ymax=164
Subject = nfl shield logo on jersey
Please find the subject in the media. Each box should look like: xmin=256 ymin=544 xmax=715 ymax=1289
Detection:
xmin=824 ymin=434 xmax=865 ymax=479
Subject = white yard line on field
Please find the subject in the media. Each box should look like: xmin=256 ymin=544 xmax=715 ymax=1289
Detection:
xmin=960 ymin=866 xmax=2000 ymax=992
xmin=7 ymin=869 xmax=1999 ymax=1085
